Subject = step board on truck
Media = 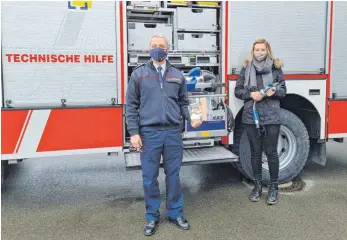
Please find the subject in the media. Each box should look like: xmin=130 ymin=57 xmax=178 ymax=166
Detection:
xmin=124 ymin=146 xmax=238 ymax=170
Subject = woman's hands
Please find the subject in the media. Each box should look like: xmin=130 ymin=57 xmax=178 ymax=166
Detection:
xmin=251 ymin=87 xmax=276 ymax=101
xmin=251 ymin=92 xmax=263 ymax=101
xmin=266 ymin=87 xmax=276 ymax=97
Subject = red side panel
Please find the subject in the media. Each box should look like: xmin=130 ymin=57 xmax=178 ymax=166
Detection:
xmin=1 ymin=110 xmax=30 ymax=154
xmin=328 ymin=100 xmax=347 ymax=134
xmin=37 ymin=108 xmax=123 ymax=152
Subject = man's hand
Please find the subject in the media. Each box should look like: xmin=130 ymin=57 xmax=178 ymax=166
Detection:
xmin=130 ymin=134 xmax=142 ymax=151
xmin=266 ymin=87 xmax=276 ymax=97
xmin=251 ymin=91 xmax=263 ymax=101
xmin=191 ymin=119 xmax=201 ymax=128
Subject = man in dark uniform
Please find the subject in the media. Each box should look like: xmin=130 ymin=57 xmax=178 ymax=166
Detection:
xmin=126 ymin=34 xmax=201 ymax=236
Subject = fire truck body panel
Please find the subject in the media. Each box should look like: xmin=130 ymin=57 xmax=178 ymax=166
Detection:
xmin=1 ymin=1 xmax=126 ymax=160
xmin=1 ymin=107 xmax=124 ymax=160
xmin=326 ymin=1 xmax=347 ymax=139
xmin=328 ymin=100 xmax=347 ymax=138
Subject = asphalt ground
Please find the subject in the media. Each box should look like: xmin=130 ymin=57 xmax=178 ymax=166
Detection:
xmin=2 ymin=141 xmax=347 ymax=240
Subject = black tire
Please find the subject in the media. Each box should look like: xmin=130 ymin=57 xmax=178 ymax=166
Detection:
xmin=1 ymin=160 xmax=9 ymax=186
xmin=234 ymin=109 xmax=310 ymax=184
xmin=230 ymin=126 xmax=246 ymax=176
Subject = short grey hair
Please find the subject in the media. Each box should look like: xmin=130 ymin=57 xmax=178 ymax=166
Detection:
xmin=149 ymin=34 xmax=170 ymax=49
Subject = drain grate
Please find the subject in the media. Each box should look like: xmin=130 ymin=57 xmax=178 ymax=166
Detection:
xmin=278 ymin=177 xmax=306 ymax=193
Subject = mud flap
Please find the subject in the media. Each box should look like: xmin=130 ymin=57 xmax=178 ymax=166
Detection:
xmin=308 ymin=141 xmax=327 ymax=166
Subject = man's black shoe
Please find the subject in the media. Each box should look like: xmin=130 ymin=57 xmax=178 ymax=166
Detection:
xmin=168 ymin=216 xmax=190 ymax=230
xmin=144 ymin=220 xmax=159 ymax=236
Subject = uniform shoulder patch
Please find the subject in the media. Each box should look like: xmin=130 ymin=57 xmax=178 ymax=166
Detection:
xmin=133 ymin=63 xmax=146 ymax=70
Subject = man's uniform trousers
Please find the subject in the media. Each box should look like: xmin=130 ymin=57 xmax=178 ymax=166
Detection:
xmin=140 ymin=126 xmax=184 ymax=221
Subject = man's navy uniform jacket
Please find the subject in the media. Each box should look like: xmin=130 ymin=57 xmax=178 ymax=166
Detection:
xmin=126 ymin=60 xmax=190 ymax=136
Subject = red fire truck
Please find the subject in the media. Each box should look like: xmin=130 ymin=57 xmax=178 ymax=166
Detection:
xmin=1 ymin=1 xmax=346 ymax=185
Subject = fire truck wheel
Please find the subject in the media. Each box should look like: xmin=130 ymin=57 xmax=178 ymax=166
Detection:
xmin=237 ymin=108 xmax=310 ymax=185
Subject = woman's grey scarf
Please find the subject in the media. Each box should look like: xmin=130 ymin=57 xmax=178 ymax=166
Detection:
xmin=244 ymin=57 xmax=274 ymax=89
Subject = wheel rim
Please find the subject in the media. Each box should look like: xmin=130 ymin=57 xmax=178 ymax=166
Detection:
xmin=262 ymin=125 xmax=297 ymax=171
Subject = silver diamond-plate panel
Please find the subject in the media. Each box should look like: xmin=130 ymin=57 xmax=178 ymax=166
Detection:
xmin=125 ymin=146 xmax=238 ymax=167
xmin=183 ymin=146 xmax=237 ymax=162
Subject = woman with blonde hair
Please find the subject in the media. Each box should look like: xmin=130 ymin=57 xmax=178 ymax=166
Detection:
xmin=234 ymin=39 xmax=287 ymax=205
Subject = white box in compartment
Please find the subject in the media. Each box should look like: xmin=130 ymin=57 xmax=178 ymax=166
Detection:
xmin=177 ymin=33 xmax=217 ymax=51
xmin=177 ymin=7 xmax=217 ymax=31
xmin=128 ymin=22 xmax=173 ymax=51
xmin=129 ymin=1 xmax=161 ymax=8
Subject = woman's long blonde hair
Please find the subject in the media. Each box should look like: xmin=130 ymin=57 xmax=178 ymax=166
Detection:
xmin=243 ymin=38 xmax=283 ymax=69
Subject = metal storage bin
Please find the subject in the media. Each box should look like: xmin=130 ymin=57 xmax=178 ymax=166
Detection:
xmin=177 ymin=33 xmax=217 ymax=51
xmin=128 ymin=22 xmax=173 ymax=51
xmin=177 ymin=7 xmax=217 ymax=31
